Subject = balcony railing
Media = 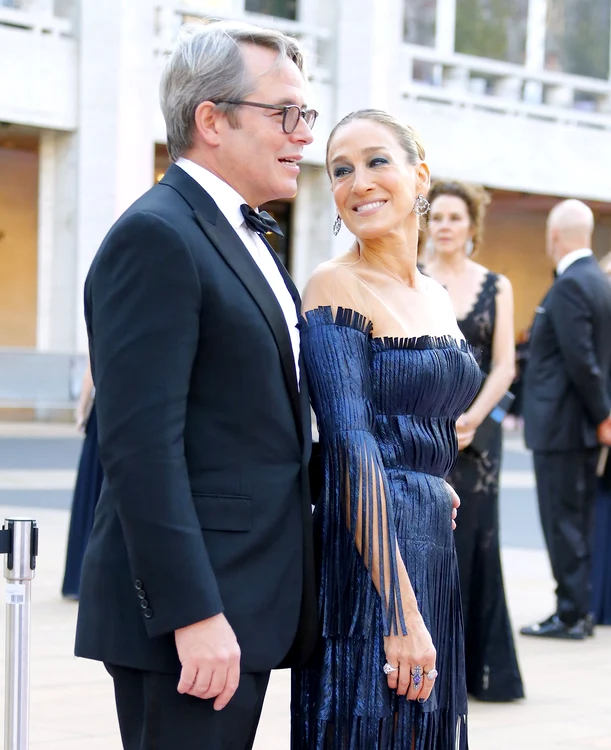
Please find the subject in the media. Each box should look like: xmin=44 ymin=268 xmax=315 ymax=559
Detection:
xmin=402 ymin=44 xmax=611 ymax=131
xmin=153 ymin=2 xmax=332 ymax=86
xmin=0 ymin=0 xmax=72 ymax=36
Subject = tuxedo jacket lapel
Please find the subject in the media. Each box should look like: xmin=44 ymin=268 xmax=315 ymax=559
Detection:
xmin=160 ymin=165 xmax=303 ymax=438
xmin=196 ymin=210 xmax=302 ymax=429
xmin=260 ymin=236 xmax=311 ymax=445
xmin=261 ymin=236 xmax=301 ymax=309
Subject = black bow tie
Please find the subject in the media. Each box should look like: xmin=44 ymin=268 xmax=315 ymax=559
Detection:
xmin=240 ymin=204 xmax=284 ymax=237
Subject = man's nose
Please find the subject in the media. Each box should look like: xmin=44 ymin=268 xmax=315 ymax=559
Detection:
xmin=290 ymin=115 xmax=314 ymax=145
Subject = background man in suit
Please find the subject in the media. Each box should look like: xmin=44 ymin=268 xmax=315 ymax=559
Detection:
xmin=521 ymin=199 xmax=611 ymax=640
xmin=75 ymin=22 xmax=318 ymax=750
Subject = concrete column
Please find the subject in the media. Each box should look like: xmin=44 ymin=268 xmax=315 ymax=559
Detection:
xmin=523 ymin=0 xmax=549 ymax=104
xmin=36 ymin=130 xmax=78 ymax=352
xmin=525 ymin=0 xmax=547 ymax=70
xmin=292 ymin=165 xmax=336 ymax=290
xmin=72 ymin=0 xmax=156 ymax=352
xmin=36 ymin=0 xmax=156 ymax=353
xmin=334 ymin=0 xmax=404 ymax=117
xmin=435 ymin=0 xmax=457 ymax=54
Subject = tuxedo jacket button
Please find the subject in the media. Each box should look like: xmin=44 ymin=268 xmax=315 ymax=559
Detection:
xmin=140 ymin=599 xmax=149 ymax=609
xmin=137 ymin=590 xmax=146 ymax=600
xmin=143 ymin=608 xmax=153 ymax=619
xmin=134 ymin=580 xmax=143 ymax=590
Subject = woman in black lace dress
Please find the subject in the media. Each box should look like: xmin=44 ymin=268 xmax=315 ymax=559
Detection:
xmin=424 ymin=181 xmax=524 ymax=702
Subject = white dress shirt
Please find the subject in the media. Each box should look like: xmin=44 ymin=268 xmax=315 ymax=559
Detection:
xmin=556 ymin=248 xmax=593 ymax=276
xmin=176 ymin=157 xmax=300 ymax=385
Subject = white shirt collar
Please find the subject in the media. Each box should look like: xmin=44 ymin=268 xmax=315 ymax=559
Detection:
xmin=556 ymin=248 xmax=593 ymax=276
xmin=175 ymin=157 xmax=250 ymax=231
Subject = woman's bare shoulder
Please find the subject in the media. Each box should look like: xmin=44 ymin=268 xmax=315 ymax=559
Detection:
xmin=422 ymin=272 xmax=452 ymax=302
xmin=303 ymin=252 xmax=364 ymax=313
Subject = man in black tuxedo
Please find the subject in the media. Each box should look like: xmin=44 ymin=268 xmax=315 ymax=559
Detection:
xmin=75 ymin=22 xmax=319 ymax=749
xmin=521 ymin=199 xmax=611 ymax=640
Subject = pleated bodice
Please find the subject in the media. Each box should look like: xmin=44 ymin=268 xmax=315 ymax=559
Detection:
xmin=371 ymin=338 xmax=479 ymax=478
xmin=307 ymin=306 xmax=481 ymax=480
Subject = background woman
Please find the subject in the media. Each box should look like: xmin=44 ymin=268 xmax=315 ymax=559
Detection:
xmin=424 ymin=181 xmax=524 ymax=702
xmin=592 ymin=252 xmax=611 ymax=624
xmin=61 ymin=359 xmax=103 ymax=599
xmin=292 ymin=110 xmax=481 ymax=749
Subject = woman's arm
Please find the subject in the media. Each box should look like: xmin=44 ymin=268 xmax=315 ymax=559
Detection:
xmin=457 ymin=275 xmax=516 ymax=449
xmin=302 ymin=268 xmax=418 ymax=631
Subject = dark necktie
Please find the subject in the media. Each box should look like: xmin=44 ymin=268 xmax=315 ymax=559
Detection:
xmin=240 ymin=204 xmax=284 ymax=237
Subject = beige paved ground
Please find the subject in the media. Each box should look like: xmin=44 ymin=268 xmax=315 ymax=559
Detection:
xmin=0 ymin=421 xmax=77 ymax=438
xmin=0 ymin=503 xmax=610 ymax=750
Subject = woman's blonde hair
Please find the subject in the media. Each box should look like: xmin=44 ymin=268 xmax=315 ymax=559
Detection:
xmin=325 ymin=109 xmax=425 ymax=175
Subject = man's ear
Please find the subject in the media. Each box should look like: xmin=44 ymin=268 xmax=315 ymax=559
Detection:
xmin=193 ymin=101 xmax=223 ymax=147
xmin=549 ymin=226 xmax=559 ymax=245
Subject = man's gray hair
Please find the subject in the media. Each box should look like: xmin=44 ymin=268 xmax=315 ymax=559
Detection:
xmin=160 ymin=21 xmax=308 ymax=162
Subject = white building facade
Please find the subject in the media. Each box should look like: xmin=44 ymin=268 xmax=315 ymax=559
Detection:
xmin=1 ymin=0 xmax=611 ymax=357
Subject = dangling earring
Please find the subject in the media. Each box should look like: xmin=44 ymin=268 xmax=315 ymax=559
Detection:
xmin=333 ymin=215 xmax=342 ymax=236
xmin=412 ymin=194 xmax=430 ymax=216
xmin=465 ymin=238 xmax=474 ymax=256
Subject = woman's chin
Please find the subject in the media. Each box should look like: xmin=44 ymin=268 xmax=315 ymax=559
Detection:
xmin=346 ymin=220 xmax=402 ymax=241
xmin=434 ymin=244 xmax=461 ymax=256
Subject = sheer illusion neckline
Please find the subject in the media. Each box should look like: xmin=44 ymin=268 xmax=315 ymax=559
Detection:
xmin=354 ymin=247 xmax=430 ymax=295
xmin=301 ymin=305 xmax=471 ymax=353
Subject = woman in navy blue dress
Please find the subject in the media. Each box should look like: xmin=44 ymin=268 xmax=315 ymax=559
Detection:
xmin=61 ymin=361 xmax=104 ymax=599
xmin=292 ymin=110 xmax=481 ymax=749
xmin=592 ymin=456 xmax=611 ymax=623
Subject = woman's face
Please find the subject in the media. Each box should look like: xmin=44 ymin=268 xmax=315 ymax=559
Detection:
xmin=428 ymin=194 xmax=473 ymax=256
xmin=327 ymin=119 xmax=428 ymax=240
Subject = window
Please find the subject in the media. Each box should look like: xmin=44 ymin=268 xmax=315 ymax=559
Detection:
xmin=455 ymin=0 xmax=529 ymax=64
xmin=404 ymin=0 xmax=436 ymax=47
xmin=245 ymin=0 xmax=297 ymax=20
xmin=545 ymin=0 xmax=610 ymax=79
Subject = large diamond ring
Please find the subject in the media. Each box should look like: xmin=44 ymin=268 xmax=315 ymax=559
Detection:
xmin=427 ymin=669 xmax=439 ymax=680
xmin=383 ymin=662 xmax=398 ymax=675
xmin=411 ymin=665 xmax=423 ymax=688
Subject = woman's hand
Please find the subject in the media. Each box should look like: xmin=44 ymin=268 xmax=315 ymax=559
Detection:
xmin=446 ymin=483 xmax=460 ymax=530
xmin=75 ymin=406 xmax=88 ymax=433
xmin=383 ymin=616 xmax=437 ymax=702
xmin=456 ymin=413 xmax=476 ymax=451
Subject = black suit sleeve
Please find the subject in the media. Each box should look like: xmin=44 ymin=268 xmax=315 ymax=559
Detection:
xmin=88 ymin=210 xmax=224 ymax=638
xmin=549 ymin=276 xmax=611 ymax=426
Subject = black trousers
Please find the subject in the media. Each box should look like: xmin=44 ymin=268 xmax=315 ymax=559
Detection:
xmin=105 ymin=664 xmax=270 ymax=750
xmin=533 ymin=449 xmax=599 ymax=625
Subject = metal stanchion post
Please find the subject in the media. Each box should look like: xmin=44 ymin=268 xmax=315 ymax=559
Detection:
xmin=0 ymin=518 xmax=38 ymax=750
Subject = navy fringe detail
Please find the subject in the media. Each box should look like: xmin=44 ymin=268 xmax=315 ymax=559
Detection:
xmin=302 ymin=305 xmax=373 ymax=338
xmin=302 ymin=305 xmax=475 ymax=355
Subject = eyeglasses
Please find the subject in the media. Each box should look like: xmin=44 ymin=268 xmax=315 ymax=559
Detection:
xmin=214 ymin=100 xmax=318 ymax=134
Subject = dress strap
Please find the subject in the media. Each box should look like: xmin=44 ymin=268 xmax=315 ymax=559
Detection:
xmin=485 ymin=270 xmax=499 ymax=294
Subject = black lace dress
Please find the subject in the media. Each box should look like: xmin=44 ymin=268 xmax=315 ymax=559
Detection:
xmin=449 ymin=271 xmax=525 ymax=702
